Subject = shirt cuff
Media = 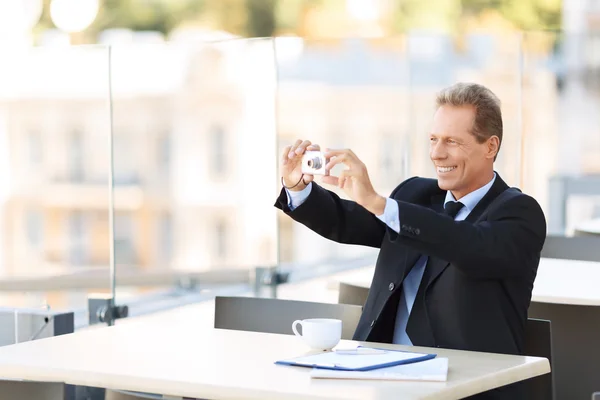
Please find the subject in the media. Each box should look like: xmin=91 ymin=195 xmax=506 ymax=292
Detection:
xmin=286 ymin=182 xmax=312 ymax=211
xmin=376 ymin=197 xmax=400 ymax=233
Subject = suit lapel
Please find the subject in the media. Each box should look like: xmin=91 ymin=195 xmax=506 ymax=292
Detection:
xmin=464 ymin=174 xmax=509 ymax=224
xmin=424 ymin=173 xmax=510 ymax=290
xmin=429 ymin=193 xmax=445 ymax=214
xmin=400 ymin=192 xmax=444 ymax=282
xmin=402 ymin=248 xmax=422 ymax=281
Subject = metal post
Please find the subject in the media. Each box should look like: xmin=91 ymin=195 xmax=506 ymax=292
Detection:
xmin=107 ymin=45 xmax=117 ymax=326
xmin=88 ymin=294 xmax=128 ymax=326
xmin=253 ymin=266 xmax=289 ymax=298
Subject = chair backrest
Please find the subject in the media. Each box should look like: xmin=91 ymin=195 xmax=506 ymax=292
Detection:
xmin=338 ymin=282 xmax=370 ymax=306
xmin=541 ymin=235 xmax=600 ymax=261
xmin=214 ymin=296 xmax=363 ymax=340
xmin=524 ymin=318 xmax=554 ymax=400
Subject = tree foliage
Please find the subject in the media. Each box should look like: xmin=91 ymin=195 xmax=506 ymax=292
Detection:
xmin=462 ymin=0 xmax=561 ymax=31
xmin=34 ymin=0 xmax=561 ymax=42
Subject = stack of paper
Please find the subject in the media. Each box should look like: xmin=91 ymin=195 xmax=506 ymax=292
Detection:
xmin=309 ymin=357 xmax=448 ymax=381
xmin=276 ymin=347 xmax=436 ymax=372
xmin=276 ymin=346 xmax=448 ymax=381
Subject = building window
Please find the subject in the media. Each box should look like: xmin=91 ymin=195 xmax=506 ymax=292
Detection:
xmin=215 ymin=218 xmax=228 ymax=260
xmin=380 ymin=135 xmax=403 ymax=184
xmin=157 ymin=134 xmax=171 ymax=175
xmin=27 ymin=130 xmax=42 ymax=167
xmin=113 ymin=134 xmax=138 ymax=185
xmin=278 ymin=215 xmax=294 ymax=263
xmin=25 ymin=210 xmax=43 ymax=249
xmin=68 ymin=130 xmax=84 ymax=182
xmin=68 ymin=211 xmax=87 ymax=266
xmin=209 ymin=125 xmax=227 ymax=175
xmin=114 ymin=213 xmax=136 ymax=266
xmin=381 ymin=140 xmax=393 ymax=176
xmin=157 ymin=213 xmax=173 ymax=265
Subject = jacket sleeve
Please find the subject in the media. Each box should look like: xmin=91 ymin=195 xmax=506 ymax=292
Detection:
xmin=273 ymin=178 xmax=418 ymax=248
xmin=386 ymin=194 xmax=547 ymax=279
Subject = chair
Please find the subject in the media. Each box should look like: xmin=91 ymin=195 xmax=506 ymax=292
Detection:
xmin=541 ymin=235 xmax=600 ymax=261
xmin=338 ymin=282 xmax=370 ymax=306
xmin=523 ymin=318 xmax=554 ymax=400
xmin=214 ymin=296 xmax=363 ymax=340
xmin=105 ymin=390 xmax=162 ymax=400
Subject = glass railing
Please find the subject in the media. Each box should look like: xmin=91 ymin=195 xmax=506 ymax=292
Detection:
xmin=0 ymin=45 xmax=112 ymax=318
xmin=109 ymin=37 xmax=280 ymax=311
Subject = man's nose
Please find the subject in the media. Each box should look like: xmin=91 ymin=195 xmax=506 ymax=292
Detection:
xmin=430 ymin=142 xmax=447 ymax=159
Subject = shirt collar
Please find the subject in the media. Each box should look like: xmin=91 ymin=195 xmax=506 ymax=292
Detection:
xmin=444 ymin=172 xmax=496 ymax=213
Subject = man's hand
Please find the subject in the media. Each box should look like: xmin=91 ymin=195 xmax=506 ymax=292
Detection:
xmin=322 ymin=149 xmax=386 ymax=215
xmin=281 ymin=139 xmax=320 ymax=191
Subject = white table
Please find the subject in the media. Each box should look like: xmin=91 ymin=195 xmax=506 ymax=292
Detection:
xmin=529 ymin=257 xmax=600 ymax=305
xmin=575 ymin=218 xmax=600 ymax=236
xmin=0 ymin=321 xmax=549 ymax=400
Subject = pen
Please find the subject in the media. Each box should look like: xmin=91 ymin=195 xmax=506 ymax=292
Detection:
xmin=334 ymin=348 xmax=387 ymax=355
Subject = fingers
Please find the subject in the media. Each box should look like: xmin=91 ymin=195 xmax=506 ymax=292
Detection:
xmin=338 ymin=170 xmax=348 ymax=189
xmin=288 ymin=140 xmax=303 ymax=158
xmin=324 ymin=149 xmax=360 ymax=171
xmin=325 ymin=154 xmax=348 ymax=171
xmin=282 ymin=145 xmax=291 ymax=165
xmin=321 ymin=148 xmax=361 ymax=187
xmin=288 ymin=139 xmax=313 ymax=160
xmin=321 ymin=170 xmax=357 ymax=188
xmin=338 ymin=169 xmax=359 ymax=189
xmin=325 ymin=148 xmax=357 ymax=161
xmin=321 ymin=175 xmax=339 ymax=186
xmin=295 ymin=140 xmax=312 ymax=155
xmin=307 ymin=144 xmax=320 ymax=151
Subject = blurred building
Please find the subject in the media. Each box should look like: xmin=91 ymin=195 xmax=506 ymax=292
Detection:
xmin=0 ymin=32 xmax=561 ymax=286
xmin=0 ymin=37 xmax=278 ymax=283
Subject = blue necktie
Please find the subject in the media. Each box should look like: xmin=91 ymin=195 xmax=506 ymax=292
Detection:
xmin=444 ymin=201 xmax=464 ymax=218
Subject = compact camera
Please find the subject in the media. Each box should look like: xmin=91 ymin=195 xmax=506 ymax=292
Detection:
xmin=301 ymin=151 xmax=328 ymax=175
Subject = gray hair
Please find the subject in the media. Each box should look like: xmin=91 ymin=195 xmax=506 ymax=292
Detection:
xmin=436 ymin=82 xmax=503 ymax=159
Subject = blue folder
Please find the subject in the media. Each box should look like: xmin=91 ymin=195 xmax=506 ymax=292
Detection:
xmin=275 ymin=346 xmax=437 ymax=372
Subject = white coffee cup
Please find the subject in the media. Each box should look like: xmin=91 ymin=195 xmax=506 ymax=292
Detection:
xmin=292 ymin=318 xmax=342 ymax=350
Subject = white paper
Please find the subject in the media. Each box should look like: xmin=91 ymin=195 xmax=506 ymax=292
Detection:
xmin=310 ymin=357 xmax=449 ymax=382
xmin=280 ymin=348 xmax=432 ymax=370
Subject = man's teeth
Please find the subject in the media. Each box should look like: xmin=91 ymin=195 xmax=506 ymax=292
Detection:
xmin=437 ymin=166 xmax=456 ymax=172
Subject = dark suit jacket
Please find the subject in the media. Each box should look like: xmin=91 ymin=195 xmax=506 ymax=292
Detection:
xmin=275 ymin=174 xmax=547 ymax=399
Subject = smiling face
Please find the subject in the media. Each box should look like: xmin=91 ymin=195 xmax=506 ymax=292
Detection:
xmin=429 ymin=104 xmax=499 ymax=200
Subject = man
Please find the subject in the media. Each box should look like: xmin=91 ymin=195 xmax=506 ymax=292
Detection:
xmin=274 ymin=83 xmax=546 ymax=398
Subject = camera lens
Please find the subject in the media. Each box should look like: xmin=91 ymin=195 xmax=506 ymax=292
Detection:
xmin=310 ymin=157 xmax=322 ymax=169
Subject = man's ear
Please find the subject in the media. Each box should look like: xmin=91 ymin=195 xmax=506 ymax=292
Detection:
xmin=486 ymin=136 xmax=500 ymax=159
